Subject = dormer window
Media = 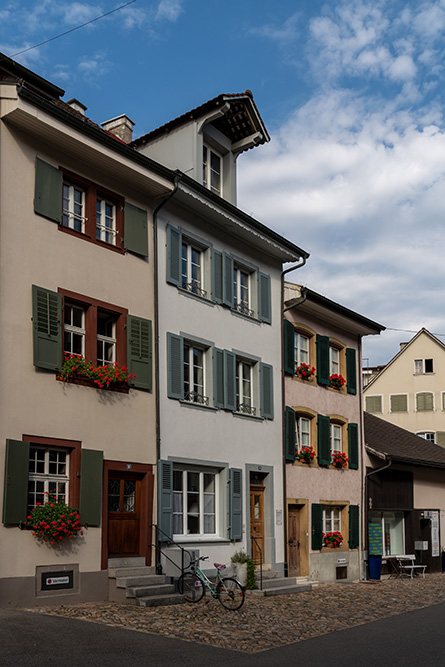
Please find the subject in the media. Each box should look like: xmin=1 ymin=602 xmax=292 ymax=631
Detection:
xmin=203 ymin=145 xmax=222 ymax=195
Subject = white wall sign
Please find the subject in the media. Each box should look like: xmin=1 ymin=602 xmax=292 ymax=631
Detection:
xmin=431 ymin=510 xmax=439 ymax=557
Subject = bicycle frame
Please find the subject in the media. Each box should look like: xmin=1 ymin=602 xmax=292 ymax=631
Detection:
xmin=193 ymin=562 xmax=222 ymax=597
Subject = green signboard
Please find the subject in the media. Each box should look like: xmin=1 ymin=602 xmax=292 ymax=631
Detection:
xmin=368 ymin=522 xmax=383 ymax=556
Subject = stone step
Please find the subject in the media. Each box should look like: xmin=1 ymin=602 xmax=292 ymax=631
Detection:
xmin=116 ymin=574 xmax=166 ymax=589
xmin=261 ymin=576 xmax=297 ymax=589
xmin=127 ymin=583 xmax=176 ymax=598
xmin=256 ymin=569 xmax=281 ymax=580
xmin=109 ymin=566 xmax=156 ymax=579
xmin=108 ymin=557 xmax=145 ymax=569
xmin=138 ymin=593 xmax=185 ymax=608
xmin=249 ymin=583 xmax=313 ymax=597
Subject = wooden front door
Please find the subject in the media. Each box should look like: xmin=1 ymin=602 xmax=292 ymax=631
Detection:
xmin=250 ymin=483 xmax=265 ymax=564
xmin=288 ymin=508 xmax=300 ymax=576
xmin=107 ymin=472 xmax=141 ymax=556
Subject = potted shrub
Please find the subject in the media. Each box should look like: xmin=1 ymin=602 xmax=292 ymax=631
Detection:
xmin=296 ymin=363 xmax=315 ymax=380
xmin=230 ymin=550 xmax=257 ymax=588
xmin=298 ymin=445 xmax=316 ymax=463
xmin=332 ymin=450 xmax=349 ymax=469
xmin=324 ymin=531 xmax=343 ymax=548
xmin=329 ymin=374 xmax=346 ymax=389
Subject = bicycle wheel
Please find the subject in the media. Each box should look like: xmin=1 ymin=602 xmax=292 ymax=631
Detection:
xmin=216 ymin=577 xmax=245 ymax=610
xmin=178 ymin=572 xmax=205 ymax=603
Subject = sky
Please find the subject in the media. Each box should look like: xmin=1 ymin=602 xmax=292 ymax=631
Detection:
xmin=2 ymin=0 xmax=445 ymax=367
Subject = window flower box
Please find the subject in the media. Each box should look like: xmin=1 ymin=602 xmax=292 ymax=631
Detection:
xmin=58 ymin=354 xmax=135 ymax=390
xmin=296 ymin=363 xmax=315 ymax=380
xmin=298 ymin=445 xmax=316 ymax=463
xmin=26 ymin=493 xmax=84 ymax=545
xmin=329 ymin=374 xmax=345 ymax=389
xmin=323 ymin=531 xmax=343 ymax=548
xmin=332 ymin=450 xmax=349 ymax=469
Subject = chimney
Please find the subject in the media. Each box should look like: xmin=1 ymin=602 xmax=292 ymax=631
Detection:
xmin=101 ymin=114 xmax=135 ymax=144
xmin=66 ymin=98 xmax=87 ymax=116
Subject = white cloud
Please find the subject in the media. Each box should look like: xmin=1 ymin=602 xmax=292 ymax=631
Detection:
xmin=249 ymin=12 xmax=300 ymax=42
xmin=155 ymin=0 xmax=184 ymax=22
xmin=77 ymin=50 xmax=110 ymax=79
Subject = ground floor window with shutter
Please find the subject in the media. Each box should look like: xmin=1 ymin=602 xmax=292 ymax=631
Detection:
xmin=28 ymin=446 xmax=70 ymax=510
xmin=173 ymin=467 xmax=217 ymax=537
xmin=323 ymin=506 xmax=341 ymax=534
xmin=312 ymin=502 xmax=360 ymax=550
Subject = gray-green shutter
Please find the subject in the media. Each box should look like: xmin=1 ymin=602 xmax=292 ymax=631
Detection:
xmin=417 ymin=392 xmax=434 ymax=411
xmin=167 ymin=333 xmax=184 ymax=400
xmin=224 ymin=350 xmax=236 ymax=411
xmin=311 ymin=503 xmax=323 ymax=550
xmin=285 ymin=407 xmax=296 ymax=462
xmin=34 ymin=158 xmax=62 ymax=223
xmin=158 ymin=460 xmax=173 ymax=540
xmin=166 ymin=225 xmax=182 ymax=286
xmin=316 ymin=335 xmax=330 ymax=386
xmin=436 ymin=431 xmax=445 ymax=447
xmin=212 ymin=249 xmax=223 ymax=303
xmin=32 ymin=285 xmax=63 ymax=371
xmin=260 ymin=362 xmax=274 ymax=420
xmin=390 ymin=394 xmax=407 ymax=412
xmin=79 ymin=449 xmax=103 ymax=526
xmin=229 ymin=468 xmax=242 ymax=540
xmin=349 ymin=505 xmax=360 ymax=548
xmin=317 ymin=414 xmax=331 ymax=465
xmin=365 ymin=395 xmax=382 ymax=414
xmin=258 ymin=273 xmax=271 ymax=324
xmin=346 ymin=348 xmax=357 ymax=395
xmin=222 ymin=253 xmax=234 ymax=307
xmin=127 ymin=315 xmax=152 ymax=391
xmin=348 ymin=423 xmax=359 ymax=470
xmin=213 ymin=347 xmax=225 ymax=408
xmin=283 ymin=319 xmax=295 ymax=375
xmin=124 ymin=203 xmax=148 ymax=257
xmin=3 ymin=439 xmax=30 ymax=525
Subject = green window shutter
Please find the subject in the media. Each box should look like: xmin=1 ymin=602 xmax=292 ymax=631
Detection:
xmin=3 ymin=439 xmax=30 ymax=525
xmin=260 ymin=362 xmax=274 ymax=420
xmin=390 ymin=394 xmax=408 ymax=412
xmin=213 ymin=347 xmax=225 ymax=408
xmin=222 ymin=252 xmax=234 ymax=307
xmin=317 ymin=414 xmax=331 ymax=465
xmin=224 ymin=350 xmax=236 ymax=411
xmin=436 ymin=431 xmax=445 ymax=447
xmin=79 ymin=449 xmax=103 ymax=526
xmin=229 ymin=468 xmax=243 ymax=540
xmin=166 ymin=225 xmax=182 ymax=286
xmin=158 ymin=460 xmax=173 ymax=540
xmin=124 ymin=203 xmax=148 ymax=257
xmin=212 ymin=249 xmax=223 ymax=303
xmin=316 ymin=335 xmax=330 ymax=386
xmin=283 ymin=319 xmax=295 ymax=375
xmin=346 ymin=348 xmax=357 ymax=395
xmin=32 ymin=285 xmax=63 ymax=371
xmin=365 ymin=395 xmax=382 ymax=414
xmin=349 ymin=504 xmax=360 ymax=549
xmin=285 ymin=407 xmax=296 ymax=462
xmin=416 ymin=392 xmax=434 ymax=411
xmin=258 ymin=272 xmax=272 ymax=324
xmin=34 ymin=158 xmax=62 ymax=223
xmin=127 ymin=315 xmax=152 ymax=391
xmin=167 ymin=333 xmax=184 ymax=400
xmin=311 ymin=503 xmax=323 ymax=550
xmin=348 ymin=423 xmax=359 ymax=470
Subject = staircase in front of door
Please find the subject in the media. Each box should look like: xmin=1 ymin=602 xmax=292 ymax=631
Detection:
xmin=108 ymin=557 xmax=184 ymax=607
xmin=249 ymin=568 xmax=318 ymax=597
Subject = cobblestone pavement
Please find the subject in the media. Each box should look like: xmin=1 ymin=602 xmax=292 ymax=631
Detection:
xmin=24 ymin=575 xmax=445 ymax=654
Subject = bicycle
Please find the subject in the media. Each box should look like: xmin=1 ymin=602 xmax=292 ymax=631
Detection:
xmin=177 ymin=556 xmax=245 ymax=610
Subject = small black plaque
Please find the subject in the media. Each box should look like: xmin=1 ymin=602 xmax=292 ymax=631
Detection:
xmin=41 ymin=570 xmax=74 ymax=591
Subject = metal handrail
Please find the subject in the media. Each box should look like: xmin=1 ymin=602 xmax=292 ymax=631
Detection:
xmin=150 ymin=524 xmax=192 ymax=577
xmin=251 ymin=535 xmax=263 ymax=590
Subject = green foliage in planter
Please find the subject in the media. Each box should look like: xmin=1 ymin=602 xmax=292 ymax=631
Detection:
xmin=26 ymin=495 xmax=84 ymax=545
xmin=59 ymin=354 xmax=135 ymax=389
xmin=231 ymin=550 xmax=250 ymax=564
xmin=246 ymin=558 xmax=257 ymax=590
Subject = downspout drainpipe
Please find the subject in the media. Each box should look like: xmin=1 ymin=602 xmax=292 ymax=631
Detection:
xmin=280 ymin=258 xmax=307 ymax=577
xmin=364 ymin=455 xmax=393 ymax=579
xmin=153 ymin=173 xmax=182 ymax=465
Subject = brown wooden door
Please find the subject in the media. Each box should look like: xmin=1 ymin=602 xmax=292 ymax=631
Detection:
xmin=250 ymin=483 xmax=265 ymax=564
xmin=288 ymin=508 xmax=300 ymax=575
xmin=107 ymin=472 xmax=141 ymax=556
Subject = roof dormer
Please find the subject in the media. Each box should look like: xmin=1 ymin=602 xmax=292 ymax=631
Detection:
xmin=131 ymin=91 xmax=269 ymax=205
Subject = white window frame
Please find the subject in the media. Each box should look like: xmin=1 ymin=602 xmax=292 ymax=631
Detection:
xmin=203 ymin=144 xmax=222 ymax=195
xmin=97 ymin=311 xmax=117 ymax=366
xmin=415 ymin=391 xmax=435 ymax=412
xmin=296 ymin=416 xmax=311 ymax=453
xmin=28 ymin=446 xmax=69 ymax=509
xmin=62 ymin=183 xmax=86 ymax=233
xmin=233 ymin=265 xmax=253 ymax=318
xmin=330 ymin=346 xmax=340 ymax=376
xmin=323 ymin=506 xmax=341 ymax=534
xmin=331 ymin=423 xmax=342 ymax=455
xmin=236 ymin=359 xmax=256 ymax=416
xmin=96 ymin=197 xmax=117 ymax=245
xmin=417 ymin=431 xmax=435 ymax=443
xmin=183 ymin=342 xmax=208 ymax=405
xmin=181 ymin=240 xmax=206 ymax=297
xmin=64 ymin=303 xmax=86 ymax=357
xmin=172 ymin=467 xmax=218 ymax=538
xmin=414 ymin=358 xmax=434 ymax=374
xmin=294 ymin=332 xmax=309 ymax=369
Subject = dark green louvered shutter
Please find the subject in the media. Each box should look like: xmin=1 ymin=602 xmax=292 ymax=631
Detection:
xmin=346 ymin=348 xmax=357 ymax=395
xmin=317 ymin=414 xmax=331 ymax=465
xmin=212 ymin=249 xmax=223 ymax=303
xmin=166 ymin=225 xmax=182 ymax=286
xmin=3 ymin=439 xmax=30 ymax=525
xmin=158 ymin=460 xmax=173 ymax=540
xmin=32 ymin=285 xmax=62 ymax=371
xmin=79 ymin=449 xmax=103 ymax=526
xmin=127 ymin=316 xmax=152 ymax=391
xmin=167 ymin=333 xmax=184 ymax=400
xmin=222 ymin=253 xmax=234 ymax=307
xmin=224 ymin=350 xmax=236 ymax=411
xmin=124 ymin=203 xmax=148 ymax=257
xmin=285 ymin=407 xmax=296 ymax=462
xmin=311 ymin=503 xmax=323 ymax=550
xmin=213 ymin=348 xmax=225 ymax=408
xmin=229 ymin=468 xmax=243 ymax=540
xmin=349 ymin=505 xmax=360 ymax=548
xmin=260 ymin=363 xmax=274 ymax=420
xmin=258 ymin=273 xmax=272 ymax=324
xmin=348 ymin=423 xmax=359 ymax=470
xmin=283 ymin=319 xmax=295 ymax=375
xmin=316 ymin=335 xmax=330 ymax=386
xmin=34 ymin=158 xmax=62 ymax=223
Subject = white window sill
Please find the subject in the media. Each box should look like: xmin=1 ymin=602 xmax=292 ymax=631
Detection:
xmin=179 ymin=400 xmax=218 ymax=412
xmin=172 ymin=536 xmax=229 ymax=544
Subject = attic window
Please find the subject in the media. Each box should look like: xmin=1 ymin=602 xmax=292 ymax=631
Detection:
xmin=414 ymin=358 xmax=433 ymax=374
xmin=203 ymin=145 xmax=221 ymax=195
